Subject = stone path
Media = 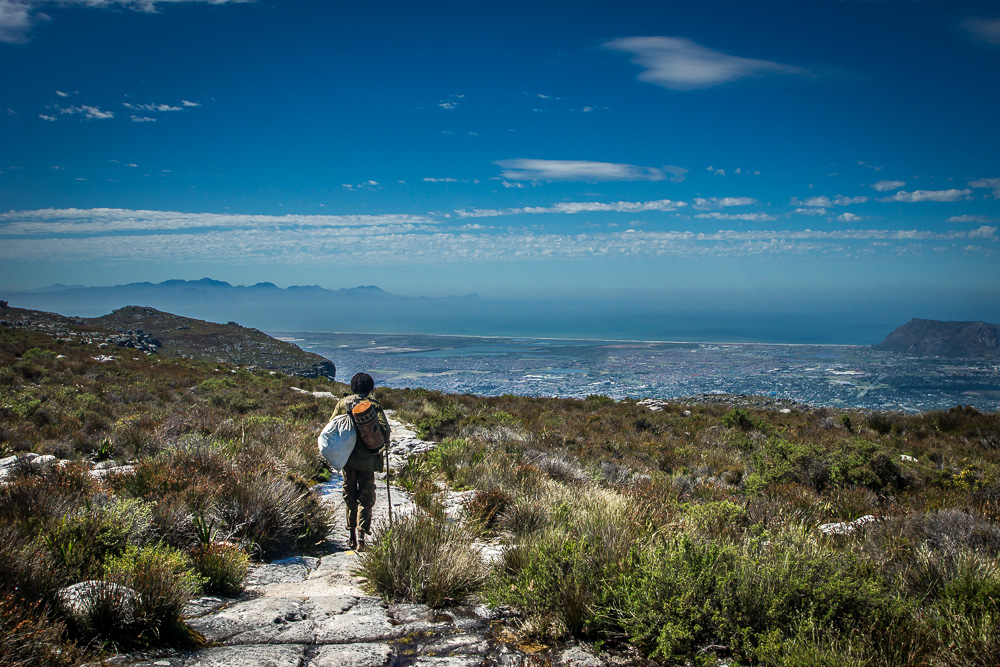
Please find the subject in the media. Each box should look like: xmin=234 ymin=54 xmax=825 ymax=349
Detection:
xmin=122 ymin=411 xmax=606 ymax=667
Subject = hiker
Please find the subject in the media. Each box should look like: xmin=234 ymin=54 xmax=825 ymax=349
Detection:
xmin=330 ymin=372 xmax=391 ymax=551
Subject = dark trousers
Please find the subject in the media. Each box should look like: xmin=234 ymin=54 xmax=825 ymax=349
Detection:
xmin=343 ymin=466 xmax=376 ymax=535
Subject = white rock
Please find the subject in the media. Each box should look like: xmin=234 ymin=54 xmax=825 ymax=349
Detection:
xmin=819 ymin=514 xmax=876 ymax=535
xmin=900 ymin=454 xmax=918 ymax=463
xmin=58 ymin=580 xmax=140 ymax=627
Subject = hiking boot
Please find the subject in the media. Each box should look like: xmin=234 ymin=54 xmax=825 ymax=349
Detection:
xmin=357 ymin=538 xmax=367 ymax=552
xmin=348 ymin=528 xmax=357 ymax=551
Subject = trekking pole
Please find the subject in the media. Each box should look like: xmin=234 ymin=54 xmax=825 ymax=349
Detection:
xmin=385 ymin=444 xmax=393 ymax=527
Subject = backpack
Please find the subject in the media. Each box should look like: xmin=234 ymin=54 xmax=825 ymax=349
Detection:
xmin=351 ymin=400 xmax=386 ymax=451
xmin=317 ymin=413 xmax=356 ymax=470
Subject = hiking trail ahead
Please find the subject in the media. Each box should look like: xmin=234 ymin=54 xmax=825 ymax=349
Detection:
xmin=122 ymin=411 xmax=606 ymax=667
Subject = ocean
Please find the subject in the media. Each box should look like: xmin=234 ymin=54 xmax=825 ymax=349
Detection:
xmin=274 ymin=331 xmax=1000 ymax=413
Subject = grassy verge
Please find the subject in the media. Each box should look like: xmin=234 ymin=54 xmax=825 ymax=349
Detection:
xmin=376 ymin=387 xmax=1000 ymax=666
xmin=0 ymin=326 xmax=338 ymax=659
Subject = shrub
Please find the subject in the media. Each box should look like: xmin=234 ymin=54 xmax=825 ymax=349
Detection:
xmin=356 ymin=512 xmax=485 ymax=607
xmin=0 ymin=594 xmax=82 ymax=666
xmin=103 ymin=543 xmax=203 ymax=643
xmin=720 ymin=408 xmax=760 ymax=432
xmin=463 ymin=487 xmax=513 ymax=534
xmin=191 ymin=542 xmax=249 ymax=597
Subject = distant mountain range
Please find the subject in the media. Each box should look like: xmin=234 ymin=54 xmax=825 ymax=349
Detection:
xmin=874 ymin=318 xmax=1000 ymax=357
xmin=0 ymin=279 xmax=479 ymax=334
xmin=0 ymin=302 xmax=336 ymax=378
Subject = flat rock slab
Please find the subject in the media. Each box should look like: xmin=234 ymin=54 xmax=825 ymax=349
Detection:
xmin=187 ymin=597 xmax=312 ymax=644
xmin=313 ymin=596 xmax=403 ymax=644
xmin=245 ymin=556 xmax=320 ymax=586
xmin=308 ymin=642 xmax=392 ymax=667
xmin=126 ymin=645 xmax=305 ymax=667
xmin=183 ymin=596 xmax=231 ymax=619
xmin=187 ymin=645 xmax=306 ymax=667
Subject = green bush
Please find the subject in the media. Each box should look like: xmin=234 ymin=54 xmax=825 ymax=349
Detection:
xmin=356 ymin=513 xmax=485 ymax=607
xmin=103 ymin=543 xmax=203 ymax=643
xmin=192 ymin=542 xmax=249 ymax=597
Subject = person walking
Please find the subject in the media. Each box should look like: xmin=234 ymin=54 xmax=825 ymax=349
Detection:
xmin=330 ymin=372 xmax=391 ymax=551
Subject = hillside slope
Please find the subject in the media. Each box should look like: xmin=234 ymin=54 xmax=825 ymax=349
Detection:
xmin=0 ymin=302 xmax=335 ymax=378
xmin=874 ymin=318 xmax=1000 ymax=357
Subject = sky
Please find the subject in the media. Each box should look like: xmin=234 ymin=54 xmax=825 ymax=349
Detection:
xmin=1 ymin=0 xmax=999 ymax=321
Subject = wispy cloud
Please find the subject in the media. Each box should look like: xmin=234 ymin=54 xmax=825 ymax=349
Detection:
xmin=970 ymin=177 xmax=1000 ymax=198
xmin=0 ymin=208 xmax=434 ymax=236
xmin=604 ymin=36 xmax=806 ymax=90
xmin=455 ymin=199 xmax=686 ymax=218
xmin=963 ymin=18 xmax=1000 ymax=46
xmin=437 ymin=94 xmax=464 ymax=110
xmin=692 ymin=197 xmax=757 ymax=209
xmin=694 ymin=212 xmax=775 ymax=222
xmin=878 ymin=189 xmax=973 ymax=203
xmin=948 ymin=214 xmax=997 ymax=224
xmin=123 ymin=102 xmax=183 ymax=112
xmin=836 ymin=212 xmax=863 ymax=223
xmin=130 ymin=115 xmax=156 ymax=123
xmin=791 ymin=195 xmax=869 ymax=207
xmin=0 ymin=0 xmax=254 ymax=43
xmin=793 ymin=207 xmax=827 ymax=216
xmin=60 ymin=104 xmax=114 ymax=120
xmin=872 ymin=180 xmax=905 ymax=192
xmin=495 ymin=158 xmax=687 ymax=183
xmin=1 ymin=220 xmax=993 ymax=266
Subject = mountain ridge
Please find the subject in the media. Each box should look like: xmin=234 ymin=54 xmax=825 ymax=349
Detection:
xmin=0 ymin=302 xmax=336 ymax=378
xmin=874 ymin=318 xmax=1000 ymax=357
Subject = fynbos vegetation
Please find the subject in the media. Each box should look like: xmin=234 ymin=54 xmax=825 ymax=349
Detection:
xmin=376 ymin=388 xmax=1000 ymax=666
xmin=0 ymin=325 xmax=336 ymax=658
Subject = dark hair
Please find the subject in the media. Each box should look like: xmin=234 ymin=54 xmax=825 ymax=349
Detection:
xmin=350 ymin=372 xmax=375 ymax=396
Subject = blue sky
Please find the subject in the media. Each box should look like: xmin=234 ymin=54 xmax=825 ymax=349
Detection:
xmin=1 ymin=0 xmax=999 ymax=318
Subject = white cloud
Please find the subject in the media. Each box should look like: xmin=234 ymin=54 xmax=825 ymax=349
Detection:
xmin=964 ymin=18 xmax=1000 ymax=46
xmin=969 ymin=225 xmax=998 ymax=240
xmin=0 ymin=0 xmax=33 ymax=43
xmin=455 ymin=199 xmax=686 ymax=218
xmin=793 ymin=207 xmax=827 ymax=216
xmin=694 ymin=212 xmax=775 ymax=222
xmin=423 ymin=177 xmax=464 ymax=183
xmin=878 ymin=189 xmax=973 ymax=203
xmin=123 ymin=102 xmax=183 ymax=112
xmin=180 ymin=99 xmax=200 ymax=107
xmin=872 ymin=180 xmax=905 ymax=192
xmin=948 ymin=214 xmax=997 ymax=223
xmin=437 ymin=94 xmax=464 ymax=110
xmin=2 ymin=221 xmax=993 ymax=266
xmin=791 ymin=195 xmax=869 ymax=207
xmin=0 ymin=0 xmax=253 ymax=43
xmin=130 ymin=115 xmax=156 ymax=122
xmin=38 ymin=113 xmax=56 ymax=121
xmin=604 ymin=36 xmax=805 ymax=90
xmin=836 ymin=212 xmax=862 ymax=223
xmin=970 ymin=177 xmax=1000 ymax=198
xmin=857 ymin=161 xmax=884 ymax=171
xmin=692 ymin=196 xmax=757 ymax=209
xmin=60 ymin=104 xmax=114 ymax=120
xmin=55 ymin=90 xmax=70 ymax=97
xmin=0 ymin=208 xmax=434 ymax=236
xmin=495 ymin=158 xmax=687 ymax=183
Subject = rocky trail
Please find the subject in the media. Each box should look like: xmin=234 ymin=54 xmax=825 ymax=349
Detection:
xmin=121 ymin=411 xmax=606 ymax=667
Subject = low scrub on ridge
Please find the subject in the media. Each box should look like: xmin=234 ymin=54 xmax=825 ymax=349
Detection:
xmin=376 ymin=387 xmax=1000 ymax=666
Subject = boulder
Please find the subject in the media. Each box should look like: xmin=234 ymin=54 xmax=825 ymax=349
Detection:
xmin=58 ymin=580 xmax=140 ymax=628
